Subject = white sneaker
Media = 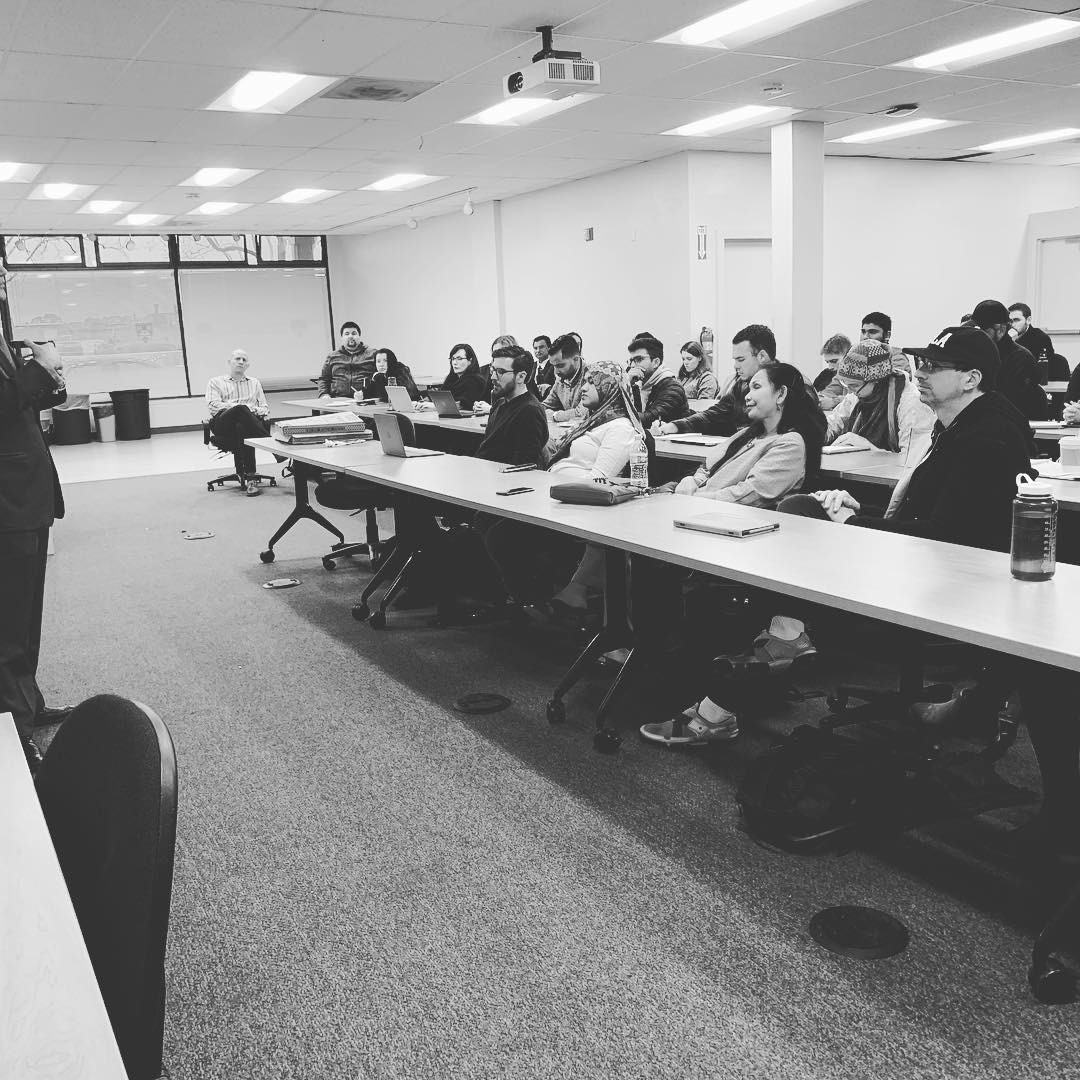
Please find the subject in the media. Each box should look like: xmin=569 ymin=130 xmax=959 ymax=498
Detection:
xmin=245 ymin=478 xmax=262 ymax=496
xmin=640 ymin=704 xmax=739 ymax=747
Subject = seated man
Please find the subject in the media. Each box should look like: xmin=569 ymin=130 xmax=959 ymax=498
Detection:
xmin=533 ymin=335 xmax=555 ymax=396
xmin=1008 ymin=302 xmax=1062 ymax=377
xmin=653 ymin=324 xmax=776 ymax=437
xmin=541 ymin=334 xmax=589 ymax=423
xmin=318 ymin=320 xmax=377 ymax=399
xmin=476 ymin=346 xmax=551 ymax=466
xmin=206 ymin=348 xmax=272 ymax=494
xmin=824 ymin=341 xmax=935 ymax=459
xmin=972 ymin=299 xmax=1048 ymax=421
xmin=818 ymin=312 xmax=912 ymax=409
xmin=814 ymin=332 xmax=851 ymax=403
xmin=626 ymin=334 xmax=689 ymax=429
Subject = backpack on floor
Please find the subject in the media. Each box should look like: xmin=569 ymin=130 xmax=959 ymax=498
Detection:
xmin=735 ymin=726 xmax=909 ymax=855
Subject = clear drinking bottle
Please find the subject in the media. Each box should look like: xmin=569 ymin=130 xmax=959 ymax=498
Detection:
xmin=629 ymin=436 xmax=649 ymax=491
xmin=1010 ymin=473 xmax=1057 ymax=581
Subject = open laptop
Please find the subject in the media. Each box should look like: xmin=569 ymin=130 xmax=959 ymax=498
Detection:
xmin=385 ymin=384 xmax=416 ymax=412
xmin=372 ymin=411 xmax=443 ymax=458
xmin=428 ymin=389 xmax=474 ymax=418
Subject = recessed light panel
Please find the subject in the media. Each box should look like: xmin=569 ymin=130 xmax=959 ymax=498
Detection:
xmin=457 ymin=93 xmax=597 ymax=126
xmin=180 ymin=168 xmax=261 ymax=187
xmin=28 ymin=182 xmax=96 ymax=201
xmin=0 ymin=162 xmax=43 ymax=183
xmin=363 ymin=174 xmax=443 ymax=192
xmin=77 ymin=200 xmax=136 ymax=214
xmin=273 ymin=189 xmax=339 ymax=204
xmin=833 ymin=118 xmax=955 ymax=144
xmin=192 ymin=202 xmax=249 ymax=216
xmin=664 ymin=105 xmax=793 ymax=137
xmin=207 ymin=71 xmax=341 ymax=113
xmin=657 ymin=0 xmax=862 ymax=49
xmin=897 ymin=18 xmax=1080 ymax=73
xmin=119 ymin=213 xmax=170 ymax=226
xmin=976 ymin=128 xmax=1080 ymax=153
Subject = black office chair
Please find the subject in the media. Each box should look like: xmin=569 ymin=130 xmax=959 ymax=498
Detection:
xmin=203 ymin=419 xmax=276 ymax=493
xmin=313 ymin=474 xmax=388 ymax=570
xmin=35 ymin=695 xmax=178 ymax=1080
xmin=353 ymin=412 xmax=438 ymax=628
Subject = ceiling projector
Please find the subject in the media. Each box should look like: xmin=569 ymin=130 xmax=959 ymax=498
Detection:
xmin=504 ymin=26 xmax=601 ymax=99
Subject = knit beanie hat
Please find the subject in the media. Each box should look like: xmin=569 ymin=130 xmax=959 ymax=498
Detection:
xmin=838 ymin=341 xmax=892 ymax=383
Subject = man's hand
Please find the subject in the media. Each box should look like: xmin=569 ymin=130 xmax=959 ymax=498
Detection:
xmin=674 ymin=475 xmax=697 ymax=496
xmin=1064 ymin=401 xmax=1080 ymax=424
xmin=29 ymin=341 xmax=64 ymax=384
xmin=472 ymin=401 xmax=491 ymax=415
xmin=830 ymin=432 xmax=874 ymax=451
xmin=318 ymin=392 xmax=331 ymax=400
xmin=812 ymin=488 xmax=860 ymax=523
xmin=651 ymin=420 xmax=677 ymax=436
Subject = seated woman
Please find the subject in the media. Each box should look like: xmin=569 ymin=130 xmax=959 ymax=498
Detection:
xmin=440 ymin=343 xmax=488 ymax=409
xmin=480 ymin=359 xmax=645 ymax=614
xmin=206 ymin=348 xmax=272 ymax=495
xmin=824 ymin=341 xmax=934 ymax=460
xmin=366 ymin=347 xmax=419 ymax=402
xmin=677 ymin=341 xmax=719 ymax=401
xmin=637 ymin=364 xmax=825 ymax=747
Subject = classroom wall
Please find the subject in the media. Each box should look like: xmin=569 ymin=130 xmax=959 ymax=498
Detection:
xmin=327 ymin=149 xmax=1080 ymax=384
xmin=1025 ymin=205 xmax=1080 ymax=363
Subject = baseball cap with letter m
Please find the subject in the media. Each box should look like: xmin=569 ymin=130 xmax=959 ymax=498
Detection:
xmin=903 ymin=325 xmax=1000 ymax=390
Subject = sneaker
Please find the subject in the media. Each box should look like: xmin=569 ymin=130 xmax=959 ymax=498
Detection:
xmin=753 ymin=629 xmax=816 ymax=671
xmin=908 ymin=688 xmax=998 ymax=737
xmin=245 ymin=478 xmax=262 ymax=497
xmin=640 ymin=704 xmax=739 ymax=747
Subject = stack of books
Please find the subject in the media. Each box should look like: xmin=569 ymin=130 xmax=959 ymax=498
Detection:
xmin=272 ymin=412 xmax=371 ymax=444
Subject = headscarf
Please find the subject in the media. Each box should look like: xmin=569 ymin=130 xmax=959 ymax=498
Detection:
xmin=542 ymin=358 xmax=646 ymax=469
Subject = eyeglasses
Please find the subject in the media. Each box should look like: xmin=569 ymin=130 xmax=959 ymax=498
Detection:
xmin=450 ymin=354 xmax=468 ymax=363
xmin=914 ymin=357 xmax=968 ymax=374
xmin=492 ymin=366 xmax=514 ymax=377
xmin=837 ymin=377 xmax=865 ymax=394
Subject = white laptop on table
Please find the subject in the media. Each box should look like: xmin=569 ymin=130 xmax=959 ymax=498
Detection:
xmin=385 ymin=385 xmax=416 ymax=412
xmin=372 ymin=411 xmax=443 ymax=458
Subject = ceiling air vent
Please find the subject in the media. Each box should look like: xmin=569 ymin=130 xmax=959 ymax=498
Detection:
xmin=320 ymin=77 xmax=439 ymax=103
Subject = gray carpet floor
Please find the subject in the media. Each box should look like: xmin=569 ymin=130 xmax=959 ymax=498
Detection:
xmin=35 ymin=469 xmax=1080 ymax=1080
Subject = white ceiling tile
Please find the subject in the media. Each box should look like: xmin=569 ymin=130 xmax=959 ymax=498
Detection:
xmin=139 ymin=0 xmax=312 ymax=67
xmin=76 ymin=106 xmax=186 ymax=142
xmin=582 ymin=42 xmax=718 ymax=95
xmin=317 ymin=0 xmax=459 ymax=15
xmin=558 ymin=1 xmax=739 ymax=44
xmin=37 ymin=163 xmax=124 ymax=184
xmin=989 ymin=0 xmax=1080 ymax=11
xmin=52 ymin=140 xmax=152 ymax=165
xmin=532 ymin=130 xmax=676 ymax=160
xmin=256 ymin=11 xmax=426 ymax=74
xmin=359 ymin=23 xmax=531 ymax=81
xmin=456 ymin=124 xmax=579 ymax=156
xmin=12 ymin=0 xmax=176 ymax=58
xmin=108 ymin=166 xmax=192 ymax=187
xmin=98 ymin=62 xmax=247 ymax=110
xmin=0 ymin=54 xmax=121 ymax=105
xmin=0 ymin=101 xmax=97 ymax=138
xmin=238 ymin=115 xmax=361 ymax=147
xmin=273 ymin=147 xmax=378 ymax=171
xmin=322 ymin=120 xmax=425 ymax=150
xmin=408 ymin=124 xmax=504 ymax=153
xmin=637 ymin=53 xmax=794 ymax=100
xmin=160 ymin=110 xmax=281 ymax=145
xmin=0 ymin=137 xmax=68 ymax=163
xmin=446 ymin=0 xmax=612 ymax=31
xmin=957 ymin=37 xmax=1080 ymax=82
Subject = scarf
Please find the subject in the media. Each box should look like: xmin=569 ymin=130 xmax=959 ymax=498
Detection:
xmin=849 ymin=372 xmax=904 ymax=453
xmin=542 ymin=358 xmax=645 ymax=469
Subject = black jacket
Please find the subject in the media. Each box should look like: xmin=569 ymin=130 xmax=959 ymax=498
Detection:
xmin=675 ymin=376 xmax=750 ymax=435
xmin=0 ymin=341 xmax=66 ymax=532
xmin=1067 ymin=364 xmax=1080 ymax=403
xmin=997 ymin=336 xmax=1048 ymax=420
xmin=441 ymin=370 xmax=488 ymax=410
xmin=849 ymin=391 xmax=1032 ymax=552
xmin=475 ymin=391 xmax=549 ymax=467
xmin=1017 ymin=325 xmax=1053 ymax=363
xmin=639 ymin=373 xmax=689 ymax=429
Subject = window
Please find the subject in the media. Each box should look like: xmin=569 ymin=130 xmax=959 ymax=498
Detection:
xmin=4 ymin=235 xmax=84 ymax=266
xmin=96 ymin=234 xmax=170 ymax=264
xmin=178 ymin=234 xmax=248 ymax=263
xmin=258 ymin=235 xmax=323 ymax=262
xmin=6 ymin=268 xmax=187 ymax=396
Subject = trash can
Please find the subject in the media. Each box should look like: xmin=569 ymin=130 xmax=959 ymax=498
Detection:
xmin=110 ymin=388 xmax=151 ymax=440
xmin=51 ymin=395 xmax=93 ymax=445
xmin=93 ymin=403 xmax=116 ymax=442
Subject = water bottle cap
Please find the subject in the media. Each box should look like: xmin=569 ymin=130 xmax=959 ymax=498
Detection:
xmin=1016 ymin=473 xmax=1054 ymax=498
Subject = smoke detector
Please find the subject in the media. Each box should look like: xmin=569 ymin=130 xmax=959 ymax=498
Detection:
xmin=762 ymin=83 xmax=785 ymax=97
xmin=884 ymin=103 xmax=919 ymax=117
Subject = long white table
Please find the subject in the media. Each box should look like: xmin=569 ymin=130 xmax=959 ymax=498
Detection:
xmin=249 ymin=437 xmax=1080 ymax=674
xmin=0 ymin=713 xmax=127 ymax=1080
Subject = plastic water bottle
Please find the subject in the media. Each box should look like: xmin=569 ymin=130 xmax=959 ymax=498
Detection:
xmin=629 ymin=436 xmax=649 ymax=491
xmin=1011 ymin=473 xmax=1057 ymax=581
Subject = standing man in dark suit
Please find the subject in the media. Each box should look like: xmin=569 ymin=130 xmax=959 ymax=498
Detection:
xmin=0 ymin=270 xmax=69 ymax=769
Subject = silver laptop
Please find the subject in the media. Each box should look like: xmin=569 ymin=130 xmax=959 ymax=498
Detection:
xmin=385 ymin=384 xmax=416 ymax=412
xmin=428 ymin=389 xmax=474 ymax=418
xmin=372 ymin=411 xmax=443 ymax=458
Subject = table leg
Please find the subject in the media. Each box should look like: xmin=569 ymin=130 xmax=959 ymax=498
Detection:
xmin=259 ymin=462 xmax=347 ymax=563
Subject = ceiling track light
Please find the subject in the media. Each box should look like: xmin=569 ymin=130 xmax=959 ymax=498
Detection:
xmin=406 ymin=217 xmax=418 ymax=230
xmin=462 ymin=195 xmax=474 ymax=216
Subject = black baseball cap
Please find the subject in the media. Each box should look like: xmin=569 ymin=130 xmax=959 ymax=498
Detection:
xmin=903 ymin=325 xmax=1000 ymax=390
xmin=970 ymin=299 xmax=1011 ymax=329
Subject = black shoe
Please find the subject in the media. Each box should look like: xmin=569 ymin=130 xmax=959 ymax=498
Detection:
xmin=33 ymin=704 xmax=74 ymax=728
xmin=23 ymin=736 xmax=43 ymax=773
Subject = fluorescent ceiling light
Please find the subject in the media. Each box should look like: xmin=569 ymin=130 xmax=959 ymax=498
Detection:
xmin=273 ymin=188 xmax=338 ymax=204
xmin=833 ymin=118 xmax=954 ymax=144
xmin=207 ymin=71 xmax=340 ymax=114
xmin=457 ymin=93 xmax=597 ymax=126
xmin=77 ymin=200 xmax=128 ymax=214
xmin=192 ymin=202 xmax=247 ymax=215
xmin=363 ymin=174 xmax=442 ymax=192
xmin=0 ymin=161 xmax=41 ymax=183
xmin=664 ymin=104 xmax=791 ymax=137
xmin=28 ymin=182 xmax=96 ymax=201
xmin=976 ymin=128 xmax=1080 ymax=153
xmin=181 ymin=167 xmax=261 ymax=187
xmin=657 ymin=0 xmax=861 ymax=49
xmin=898 ymin=17 xmax=1080 ymax=73
xmin=119 ymin=213 xmax=170 ymax=226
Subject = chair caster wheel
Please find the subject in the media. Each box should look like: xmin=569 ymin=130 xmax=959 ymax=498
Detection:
xmin=546 ymin=699 xmax=565 ymax=725
xmin=369 ymin=611 xmax=387 ymax=629
xmin=322 ymin=556 xmax=336 ymax=570
xmin=593 ymin=728 xmax=622 ymax=754
xmin=207 ymin=482 xmax=215 ymax=492
xmin=269 ymin=479 xmax=277 ymax=487
xmin=352 ymin=603 xmax=370 ymax=621
xmin=827 ymin=691 xmax=847 ymax=713
xmin=1029 ymin=964 xmax=1077 ymax=1005
xmin=259 ymin=550 xmax=275 ymax=563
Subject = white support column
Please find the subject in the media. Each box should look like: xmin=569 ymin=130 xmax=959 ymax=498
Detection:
xmin=771 ymin=120 xmax=824 ymax=376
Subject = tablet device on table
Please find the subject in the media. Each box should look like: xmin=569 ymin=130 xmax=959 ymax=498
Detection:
xmin=674 ymin=512 xmax=780 ymax=538
xmin=821 ymin=443 xmax=865 ymax=455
